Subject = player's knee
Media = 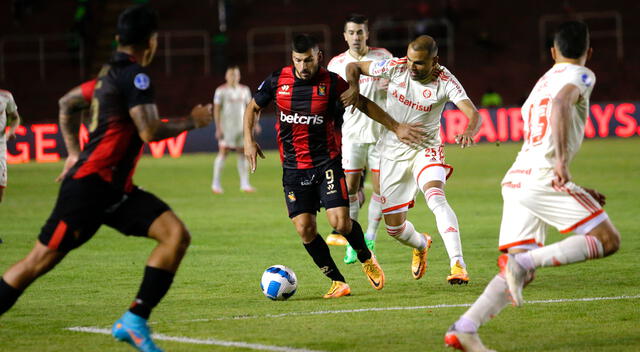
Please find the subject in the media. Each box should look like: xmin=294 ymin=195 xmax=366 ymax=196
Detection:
xmin=425 ymin=187 xmax=447 ymax=212
xmin=165 ymin=223 xmax=191 ymax=252
xmin=294 ymin=222 xmax=316 ymax=239
xmin=600 ymin=228 xmax=620 ymax=256
xmin=589 ymin=220 xmax=621 ymax=256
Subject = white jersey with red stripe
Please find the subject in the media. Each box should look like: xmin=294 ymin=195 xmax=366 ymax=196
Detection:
xmin=213 ymin=83 xmax=252 ymax=138
xmin=505 ymin=63 xmax=595 ymax=178
xmin=0 ymin=89 xmax=18 ymax=158
xmin=368 ymin=58 xmax=469 ymax=160
xmin=327 ymin=47 xmax=392 ymax=143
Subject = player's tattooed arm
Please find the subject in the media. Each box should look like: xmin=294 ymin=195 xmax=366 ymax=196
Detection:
xmin=56 ymin=85 xmax=87 ymax=181
xmin=58 ymin=85 xmax=88 ymax=157
xmin=342 ymin=61 xmax=374 ymax=112
xmin=351 ymin=94 xmax=426 ymax=147
xmin=130 ymin=103 xmax=213 ymax=142
xmin=243 ymin=99 xmax=265 ymax=173
xmin=454 ymin=99 xmax=482 ymax=148
xmin=551 ymin=83 xmax=581 ymax=187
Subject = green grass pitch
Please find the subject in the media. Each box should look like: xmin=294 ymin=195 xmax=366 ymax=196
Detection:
xmin=0 ymin=137 xmax=638 ymax=351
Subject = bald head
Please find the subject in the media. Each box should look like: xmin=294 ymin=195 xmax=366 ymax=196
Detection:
xmin=409 ymin=35 xmax=438 ymax=57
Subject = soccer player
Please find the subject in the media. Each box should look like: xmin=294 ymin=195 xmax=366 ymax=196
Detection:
xmin=342 ymin=35 xmax=481 ymax=284
xmin=0 ymin=89 xmax=21 ymax=245
xmin=445 ymin=22 xmax=620 ymax=352
xmin=211 ymin=65 xmax=255 ymax=194
xmin=327 ymin=14 xmax=392 ymax=263
xmin=0 ymin=5 xmax=213 ymax=352
xmin=244 ymin=34 xmax=425 ymax=298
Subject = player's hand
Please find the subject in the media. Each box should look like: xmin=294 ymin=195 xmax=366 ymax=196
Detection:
xmin=583 ymin=187 xmax=606 ymax=206
xmin=244 ymin=141 xmax=265 ymax=173
xmin=394 ymin=122 xmax=426 ymax=148
xmin=340 ymin=86 xmax=360 ymax=113
xmin=454 ymin=130 xmax=476 ymax=148
xmin=6 ymin=128 xmax=17 ymax=141
xmin=190 ymin=104 xmax=214 ymax=128
xmin=55 ymin=154 xmax=79 ymax=182
xmin=215 ymin=128 xmax=223 ymax=140
xmin=551 ymin=161 xmax=571 ymax=188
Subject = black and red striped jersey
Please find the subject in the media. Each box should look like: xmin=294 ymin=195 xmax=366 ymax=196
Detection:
xmin=67 ymin=52 xmax=154 ymax=192
xmin=254 ymin=66 xmax=348 ymax=169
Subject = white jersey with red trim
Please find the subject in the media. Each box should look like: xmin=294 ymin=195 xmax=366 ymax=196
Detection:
xmin=213 ymin=83 xmax=252 ymax=137
xmin=368 ymin=58 xmax=469 ymax=160
xmin=328 ymin=47 xmax=392 ymax=143
xmin=0 ymin=90 xmax=18 ymax=158
xmin=505 ymin=63 xmax=595 ymax=180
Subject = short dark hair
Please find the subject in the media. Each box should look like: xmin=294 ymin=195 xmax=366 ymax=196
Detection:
xmin=345 ymin=14 xmax=368 ymax=28
xmin=554 ymin=21 xmax=589 ymax=59
xmin=409 ymin=35 xmax=438 ymax=57
xmin=292 ymin=34 xmax=318 ymax=53
xmin=117 ymin=5 xmax=158 ymax=46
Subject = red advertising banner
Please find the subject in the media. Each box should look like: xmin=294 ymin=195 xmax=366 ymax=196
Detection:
xmin=5 ymin=102 xmax=640 ymax=164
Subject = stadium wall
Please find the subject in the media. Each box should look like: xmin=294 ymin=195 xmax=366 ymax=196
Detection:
xmin=6 ymin=102 xmax=640 ymax=164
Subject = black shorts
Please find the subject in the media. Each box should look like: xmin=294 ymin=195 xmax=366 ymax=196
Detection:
xmin=282 ymin=157 xmax=349 ymax=218
xmin=38 ymin=174 xmax=170 ymax=252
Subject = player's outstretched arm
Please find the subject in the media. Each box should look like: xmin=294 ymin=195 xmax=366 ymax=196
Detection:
xmin=56 ymin=85 xmax=89 ymax=182
xmin=551 ymin=83 xmax=581 ymax=188
xmin=453 ymin=99 xmax=482 ymax=148
xmin=342 ymin=61 xmax=374 ymax=112
xmin=243 ymin=99 xmax=265 ymax=173
xmin=351 ymin=94 xmax=426 ymax=147
xmin=130 ymin=103 xmax=213 ymax=143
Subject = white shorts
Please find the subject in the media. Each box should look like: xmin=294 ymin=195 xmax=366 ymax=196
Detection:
xmin=341 ymin=141 xmax=380 ymax=174
xmin=379 ymin=146 xmax=453 ymax=214
xmin=498 ymin=178 xmax=608 ymax=252
xmin=219 ymin=131 xmax=244 ymax=149
xmin=0 ymin=157 xmax=6 ymax=188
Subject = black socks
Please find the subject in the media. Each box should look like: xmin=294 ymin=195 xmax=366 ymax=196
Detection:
xmin=129 ymin=266 xmax=175 ymax=320
xmin=342 ymin=220 xmax=372 ymax=263
xmin=304 ymin=235 xmax=346 ymax=282
xmin=0 ymin=278 xmax=23 ymax=316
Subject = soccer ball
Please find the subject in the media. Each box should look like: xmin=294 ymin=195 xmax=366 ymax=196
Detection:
xmin=260 ymin=265 xmax=297 ymax=300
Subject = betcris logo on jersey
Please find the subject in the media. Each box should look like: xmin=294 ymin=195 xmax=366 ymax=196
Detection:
xmin=280 ymin=111 xmax=324 ymax=125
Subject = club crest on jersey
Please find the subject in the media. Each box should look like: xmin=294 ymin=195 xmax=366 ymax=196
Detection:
xmin=134 ymin=73 xmax=150 ymax=90
xmin=278 ymin=84 xmax=291 ymax=96
xmin=423 ymin=89 xmax=433 ymax=98
xmin=317 ymin=84 xmax=326 ymax=96
xmin=287 ymin=191 xmax=296 ymax=202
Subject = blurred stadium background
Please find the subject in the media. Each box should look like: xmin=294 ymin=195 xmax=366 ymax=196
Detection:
xmin=2 ymin=0 xmax=639 ymax=162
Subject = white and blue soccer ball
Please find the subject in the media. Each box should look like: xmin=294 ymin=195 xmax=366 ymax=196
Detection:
xmin=260 ymin=265 xmax=297 ymax=300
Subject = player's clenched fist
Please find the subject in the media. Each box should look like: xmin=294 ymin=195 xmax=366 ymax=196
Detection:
xmin=190 ymin=103 xmax=213 ymax=128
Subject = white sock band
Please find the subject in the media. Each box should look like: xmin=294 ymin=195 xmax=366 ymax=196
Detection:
xmin=386 ymin=220 xmax=426 ymax=249
xmin=365 ymin=193 xmax=383 ymax=241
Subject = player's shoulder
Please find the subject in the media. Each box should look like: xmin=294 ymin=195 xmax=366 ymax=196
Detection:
xmin=0 ymin=89 xmax=14 ymax=99
xmin=328 ymin=51 xmax=348 ymax=67
xmin=369 ymin=47 xmax=393 ymax=58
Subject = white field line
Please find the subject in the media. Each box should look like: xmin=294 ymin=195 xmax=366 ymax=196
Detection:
xmin=174 ymin=294 xmax=640 ymax=323
xmin=67 ymin=295 xmax=639 ymax=350
xmin=66 ymin=326 xmax=328 ymax=352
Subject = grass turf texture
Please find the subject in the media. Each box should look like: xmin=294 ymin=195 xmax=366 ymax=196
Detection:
xmin=0 ymin=138 xmax=638 ymax=351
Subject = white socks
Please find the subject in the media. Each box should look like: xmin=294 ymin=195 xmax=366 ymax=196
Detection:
xmin=365 ymin=193 xmax=383 ymax=241
xmin=212 ymin=154 xmax=225 ymax=189
xmin=425 ymin=187 xmax=464 ymax=267
xmin=516 ymin=235 xmax=604 ymax=270
xmin=457 ymin=274 xmax=511 ymax=333
xmin=237 ymin=156 xmax=251 ymax=189
xmin=386 ymin=220 xmax=427 ymax=249
xmin=349 ymin=194 xmax=359 ymax=221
